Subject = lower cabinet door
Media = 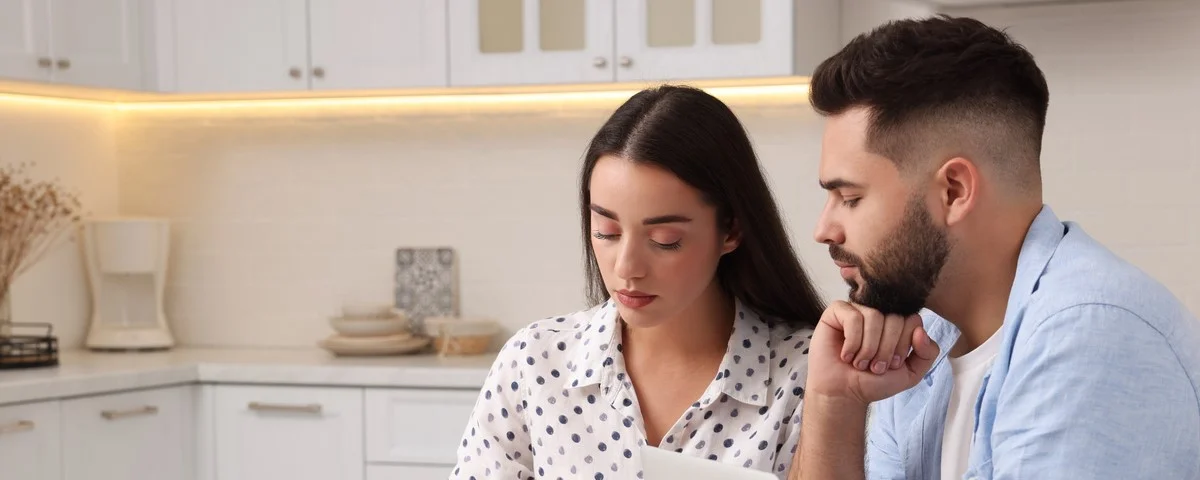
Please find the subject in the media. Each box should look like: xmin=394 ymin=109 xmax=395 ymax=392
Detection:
xmin=61 ymin=385 xmax=192 ymax=480
xmin=0 ymin=399 xmax=61 ymax=480
xmin=213 ymin=385 xmax=363 ymax=480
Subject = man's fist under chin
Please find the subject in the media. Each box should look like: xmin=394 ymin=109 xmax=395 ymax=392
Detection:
xmin=805 ymin=301 xmax=940 ymax=406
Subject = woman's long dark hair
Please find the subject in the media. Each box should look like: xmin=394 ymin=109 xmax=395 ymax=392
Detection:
xmin=580 ymin=85 xmax=826 ymax=329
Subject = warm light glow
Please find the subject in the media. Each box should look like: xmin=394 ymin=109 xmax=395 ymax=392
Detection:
xmin=0 ymin=93 xmax=113 ymax=110
xmin=117 ymin=84 xmax=809 ymax=112
xmin=0 ymin=80 xmax=810 ymax=113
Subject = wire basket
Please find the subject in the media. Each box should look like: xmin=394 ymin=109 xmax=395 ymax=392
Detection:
xmin=0 ymin=322 xmax=59 ymax=370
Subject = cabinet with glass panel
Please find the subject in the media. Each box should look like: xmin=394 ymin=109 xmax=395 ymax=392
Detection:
xmin=448 ymin=0 xmax=840 ymax=87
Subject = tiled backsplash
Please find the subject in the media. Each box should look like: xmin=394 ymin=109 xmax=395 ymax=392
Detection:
xmin=4 ymin=0 xmax=1199 ymax=348
xmin=0 ymin=101 xmax=119 ymax=347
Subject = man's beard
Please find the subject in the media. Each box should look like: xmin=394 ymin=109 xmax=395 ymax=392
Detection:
xmin=829 ymin=195 xmax=951 ymax=316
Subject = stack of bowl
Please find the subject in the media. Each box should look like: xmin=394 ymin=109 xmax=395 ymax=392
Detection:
xmin=318 ymin=305 xmax=430 ymax=356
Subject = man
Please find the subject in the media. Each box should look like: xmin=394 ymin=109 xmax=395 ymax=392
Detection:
xmin=790 ymin=14 xmax=1200 ymax=480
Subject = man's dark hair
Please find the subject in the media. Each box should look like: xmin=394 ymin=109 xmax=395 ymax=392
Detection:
xmin=810 ymin=14 xmax=1050 ymax=188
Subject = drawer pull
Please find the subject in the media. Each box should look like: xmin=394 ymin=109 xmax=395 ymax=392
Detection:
xmin=0 ymin=420 xmax=35 ymax=434
xmin=101 ymin=405 xmax=159 ymax=420
xmin=247 ymin=402 xmax=323 ymax=414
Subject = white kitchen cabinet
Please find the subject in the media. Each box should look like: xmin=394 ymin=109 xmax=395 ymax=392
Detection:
xmin=447 ymin=0 xmax=822 ymax=87
xmin=365 ymin=388 xmax=478 ymax=466
xmin=0 ymin=399 xmax=61 ymax=480
xmin=447 ymin=0 xmax=615 ymax=86
xmin=48 ymin=0 xmax=145 ymax=89
xmin=366 ymin=463 xmax=454 ymax=480
xmin=213 ymin=385 xmax=363 ymax=480
xmin=0 ymin=0 xmax=144 ymax=90
xmin=169 ymin=0 xmax=448 ymax=93
xmin=613 ymin=0 xmax=795 ymax=82
xmin=308 ymin=0 xmax=447 ymax=90
xmin=0 ymin=0 xmax=50 ymax=83
xmin=170 ymin=0 xmax=308 ymax=93
xmin=61 ymin=385 xmax=193 ymax=480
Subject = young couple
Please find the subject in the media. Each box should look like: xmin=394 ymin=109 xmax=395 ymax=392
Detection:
xmin=452 ymin=15 xmax=1200 ymax=480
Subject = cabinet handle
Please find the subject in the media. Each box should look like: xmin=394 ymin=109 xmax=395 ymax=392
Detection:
xmin=100 ymin=405 xmax=158 ymax=420
xmin=247 ymin=402 xmax=323 ymax=414
xmin=55 ymin=58 xmax=70 ymax=70
xmin=312 ymin=67 xmax=325 ymax=79
xmin=0 ymin=420 xmax=35 ymax=434
xmin=592 ymin=57 xmax=608 ymax=68
xmin=289 ymin=67 xmax=302 ymax=79
xmin=36 ymin=57 xmax=52 ymax=68
xmin=619 ymin=56 xmax=633 ymax=68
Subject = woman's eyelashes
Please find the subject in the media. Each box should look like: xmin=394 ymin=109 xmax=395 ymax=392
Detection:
xmin=592 ymin=231 xmax=683 ymax=251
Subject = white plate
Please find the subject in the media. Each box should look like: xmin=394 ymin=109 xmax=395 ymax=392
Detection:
xmin=318 ymin=334 xmax=430 ymax=356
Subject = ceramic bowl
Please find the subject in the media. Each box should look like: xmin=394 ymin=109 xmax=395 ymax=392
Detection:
xmin=340 ymin=303 xmax=402 ymax=319
xmin=329 ymin=316 xmax=410 ymax=337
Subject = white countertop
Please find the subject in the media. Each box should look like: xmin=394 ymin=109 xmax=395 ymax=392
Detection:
xmin=0 ymin=347 xmax=498 ymax=406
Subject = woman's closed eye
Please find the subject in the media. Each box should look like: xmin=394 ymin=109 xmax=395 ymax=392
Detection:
xmin=592 ymin=231 xmax=682 ymax=251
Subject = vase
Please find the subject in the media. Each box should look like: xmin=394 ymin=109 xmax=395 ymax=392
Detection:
xmin=0 ymin=288 xmax=10 ymax=337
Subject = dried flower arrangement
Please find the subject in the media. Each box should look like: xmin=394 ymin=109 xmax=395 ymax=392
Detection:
xmin=0 ymin=162 xmax=83 ymax=335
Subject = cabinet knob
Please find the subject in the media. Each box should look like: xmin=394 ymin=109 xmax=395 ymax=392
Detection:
xmin=312 ymin=67 xmax=325 ymax=79
xmin=55 ymin=58 xmax=70 ymax=70
xmin=36 ymin=57 xmax=52 ymax=68
xmin=593 ymin=57 xmax=608 ymax=68
xmin=289 ymin=67 xmax=302 ymax=79
xmin=619 ymin=56 xmax=633 ymax=68
xmin=0 ymin=420 xmax=35 ymax=434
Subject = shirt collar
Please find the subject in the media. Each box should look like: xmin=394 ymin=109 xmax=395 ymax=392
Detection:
xmin=564 ymin=297 xmax=774 ymax=407
xmin=921 ymin=204 xmax=1067 ymax=382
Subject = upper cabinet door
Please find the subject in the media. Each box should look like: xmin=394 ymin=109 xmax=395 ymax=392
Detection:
xmin=47 ymin=0 xmax=143 ymax=90
xmin=448 ymin=0 xmax=615 ymax=87
xmin=308 ymin=0 xmax=448 ymax=90
xmin=0 ymin=0 xmax=51 ymax=83
xmin=172 ymin=0 xmax=309 ymax=93
xmin=614 ymin=0 xmax=793 ymax=82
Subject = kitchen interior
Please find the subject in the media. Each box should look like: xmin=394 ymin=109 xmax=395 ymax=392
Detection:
xmin=0 ymin=0 xmax=1197 ymax=479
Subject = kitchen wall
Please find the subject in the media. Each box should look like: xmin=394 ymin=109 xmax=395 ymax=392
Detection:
xmin=0 ymin=98 xmax=119 ymax=347
xmin=5 ymin=0 xmax=1198 ymax=349
xmin=115 ymin=95 xmax=836 ymax=347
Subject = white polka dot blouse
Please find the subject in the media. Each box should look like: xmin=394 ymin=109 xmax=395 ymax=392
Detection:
xmin=451 ymin=298 xmax=814 ymax=479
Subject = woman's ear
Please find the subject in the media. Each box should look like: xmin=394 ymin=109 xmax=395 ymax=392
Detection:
xmin=721 ymin=218 xmax=741 ymax=255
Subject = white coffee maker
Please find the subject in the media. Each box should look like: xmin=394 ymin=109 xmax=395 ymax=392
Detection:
xmin=81 ymin=217 xmax=175 ymax=350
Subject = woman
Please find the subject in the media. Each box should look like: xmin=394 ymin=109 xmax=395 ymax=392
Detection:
xmin=451 ymin=85 xmax=827 ymax=479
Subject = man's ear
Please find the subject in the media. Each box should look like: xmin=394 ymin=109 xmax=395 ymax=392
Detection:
xmin=937 ymin=157 xmax=979 ymax=227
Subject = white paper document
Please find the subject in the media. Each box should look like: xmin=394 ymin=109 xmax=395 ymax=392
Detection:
xmin=640 ymin=445 xmax=779 ymax=480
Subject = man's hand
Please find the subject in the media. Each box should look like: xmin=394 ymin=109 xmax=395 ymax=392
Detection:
xmin=807 ymin=301 xmax=940 ymax=406
xmin=791 ymin=301 xmax=941 ymax=480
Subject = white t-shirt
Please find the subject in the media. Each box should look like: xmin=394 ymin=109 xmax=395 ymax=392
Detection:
xmin=940 ymin=329 xmax=1002 ymax=480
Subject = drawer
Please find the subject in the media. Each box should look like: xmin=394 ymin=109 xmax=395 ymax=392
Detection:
xmin=365 ymin=388 xmax=478 ymax=464
xmin=214 ymin=385 xmax=363 ymax=480
xmin=367 ymin=463 xmax=453 ymax=480
xmin=61 ymin=385 xmax=192 ymax=480
xmin=0 ymin=399 xmax=61 ymax=480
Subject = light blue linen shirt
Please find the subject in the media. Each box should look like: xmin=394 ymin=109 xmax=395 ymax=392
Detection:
xmin=866 ymin=205 xmax=1200 ymax=479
